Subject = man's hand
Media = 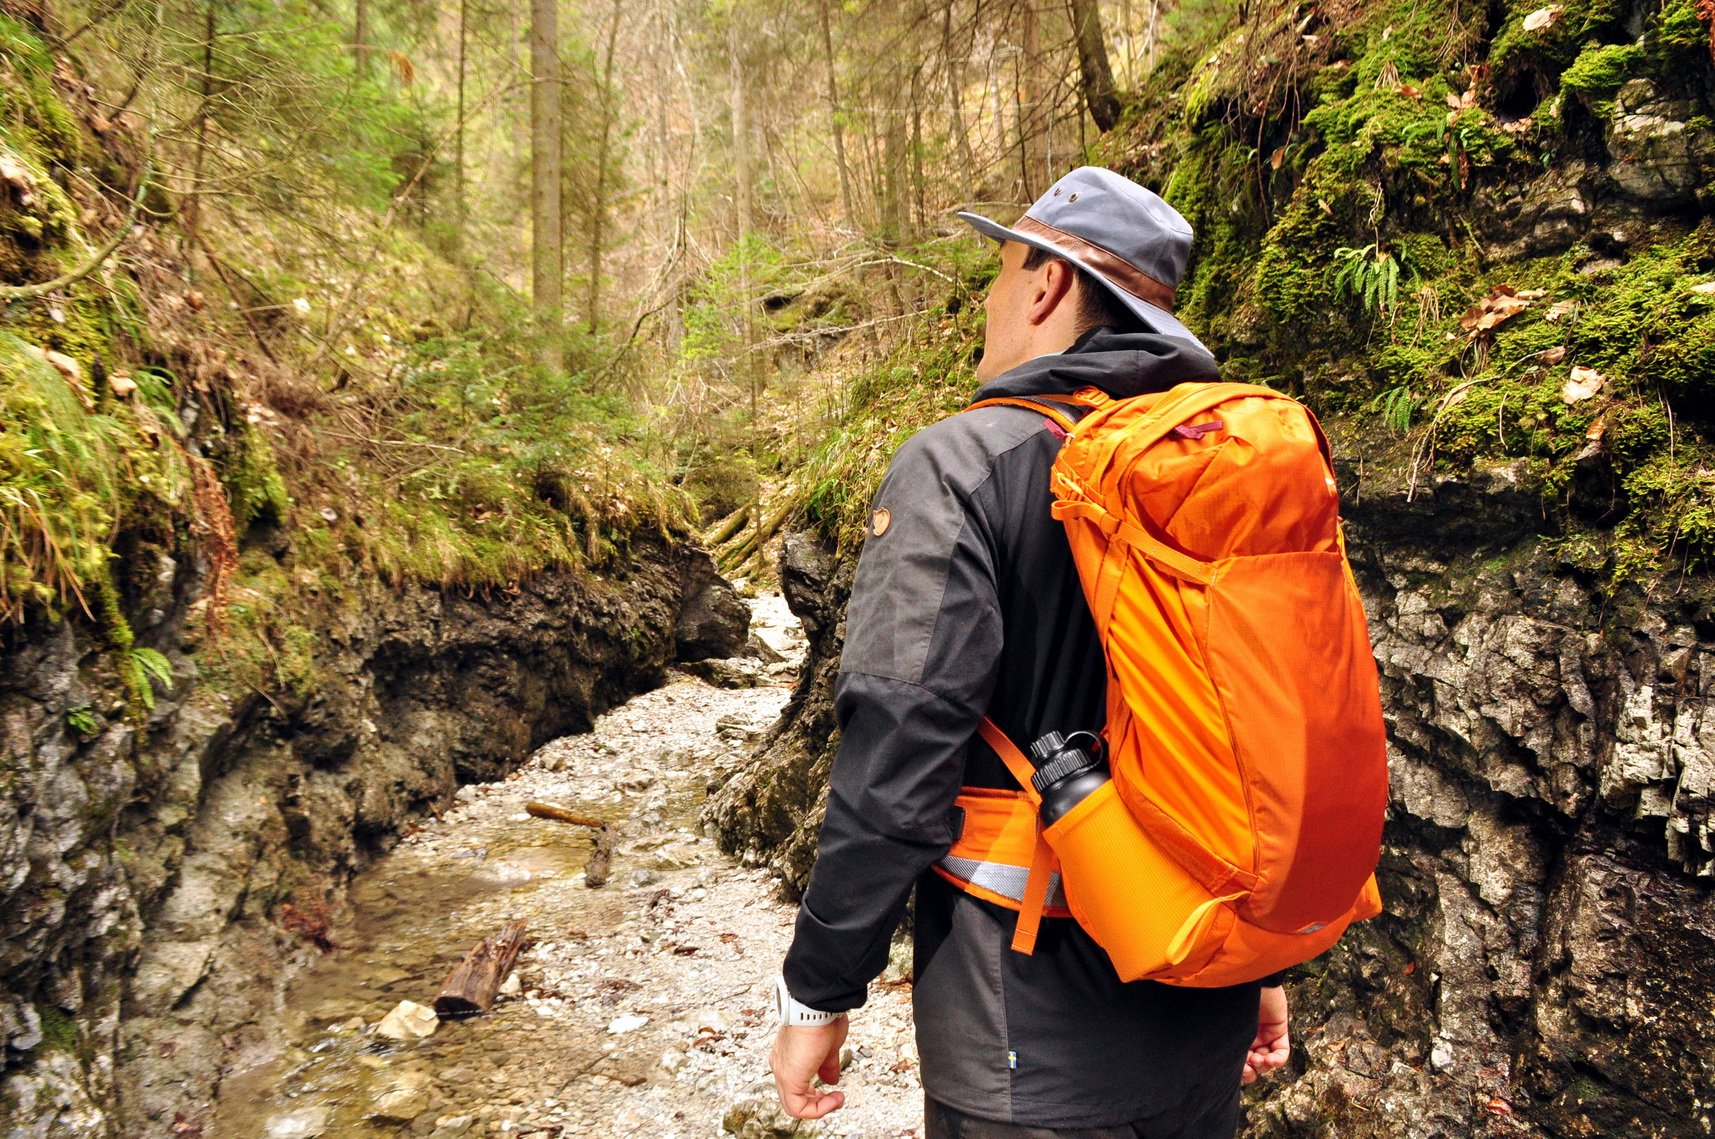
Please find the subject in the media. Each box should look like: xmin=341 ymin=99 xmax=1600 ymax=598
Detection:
xmin=771 ymin=1018 xmax=850 ymax=1119
xmin=1241 ymin=985 xmax=1290 ymax=1086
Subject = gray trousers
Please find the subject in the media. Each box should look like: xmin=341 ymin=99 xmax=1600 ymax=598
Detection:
xmin=924 ymin=1093 xmax=1240 ymax=1139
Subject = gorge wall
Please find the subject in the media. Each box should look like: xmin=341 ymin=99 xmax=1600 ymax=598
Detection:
xmin=0 ymin=540 xmax=747 ymax=1137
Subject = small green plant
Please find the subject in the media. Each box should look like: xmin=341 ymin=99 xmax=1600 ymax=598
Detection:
xmin=1368 ymin=385 xmax=1419 ymax=435
xmin=126 ymin=647 xmax=174 ymax=712
xmin=64 ymin=704 xmax=97 ymax=736
xmin=1331 ymin=244 xmax=1402 ymax=324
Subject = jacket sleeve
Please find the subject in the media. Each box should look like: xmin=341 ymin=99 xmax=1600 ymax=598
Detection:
xmin=781 ymin=423 xmax=1006 ymax=1012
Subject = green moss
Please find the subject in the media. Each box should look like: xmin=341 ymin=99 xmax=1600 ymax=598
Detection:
xmin=1560 ymin=42 xmax=1644 ymax=105
xmin=1489 ymin=0 xmax=1629 ymax=85
xmin=35 ymin=1004 xmax=79 ymax=1054
xmin=222 ymin=424 xmax=291 ymax=536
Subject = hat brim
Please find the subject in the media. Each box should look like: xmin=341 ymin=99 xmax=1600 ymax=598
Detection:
xmin=958 ymin=210 xmax=1210 ymax=355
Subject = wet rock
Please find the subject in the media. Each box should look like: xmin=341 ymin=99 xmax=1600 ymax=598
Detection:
xmin=377 ymin=1000 xmax=439 ymax=1040
xmin=263 ymin=1106 xmax=330 ymax=1138
xmin=371 ymin=1069 xmax=433 ymax=1123
xmin=682 ymin=658 xmax=765 ymax=689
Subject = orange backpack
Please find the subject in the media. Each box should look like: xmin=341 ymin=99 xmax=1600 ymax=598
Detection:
xmin=934 ymin=382 xmax=1387 ymax=987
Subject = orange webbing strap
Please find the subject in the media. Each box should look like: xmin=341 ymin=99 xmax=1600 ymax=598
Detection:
xmin=1052 ymin=498 xmax=1216 ymax=587
xmin=977 ymin=717 xmax=1057 ymax=955
xmin=969 ymin=396 xmax=1078 ymax=433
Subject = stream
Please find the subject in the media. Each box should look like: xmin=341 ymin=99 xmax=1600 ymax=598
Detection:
xmin=205 ymin=596 xmax=922 ymax=1139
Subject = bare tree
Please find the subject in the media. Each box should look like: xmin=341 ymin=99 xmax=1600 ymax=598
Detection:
xmin=1069 ymin=0 xmax=1121 ymax=131
xmin=530 ymin=0 xmax=562 ymax=369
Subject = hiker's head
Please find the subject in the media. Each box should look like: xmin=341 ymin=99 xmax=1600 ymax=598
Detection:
xmin=961 ymin=166 xmax=1207 ymax=380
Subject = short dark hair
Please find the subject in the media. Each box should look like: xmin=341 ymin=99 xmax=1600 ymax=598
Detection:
xmin=1019 ymin=244 xmax=1149 ymax=334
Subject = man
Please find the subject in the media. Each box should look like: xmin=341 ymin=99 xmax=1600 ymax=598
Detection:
xmin=770 ymin=167 xmax=1290 ymax=1138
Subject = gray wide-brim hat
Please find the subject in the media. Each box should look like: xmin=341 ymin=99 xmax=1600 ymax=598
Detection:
xmin=959 ymin=166 xmax=1208 ymax=354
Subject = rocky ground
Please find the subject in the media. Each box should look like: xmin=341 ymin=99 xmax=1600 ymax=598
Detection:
xmin=207 ymin=595 xmax=923 ymax=1139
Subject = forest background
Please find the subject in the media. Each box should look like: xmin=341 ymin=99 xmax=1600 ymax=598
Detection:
xmin=2 ymin=0 xmax=1236 ymax=657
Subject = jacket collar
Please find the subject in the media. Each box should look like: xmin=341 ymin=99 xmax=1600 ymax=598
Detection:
xmin=969 ymin=327 xmax=1219 ymax=405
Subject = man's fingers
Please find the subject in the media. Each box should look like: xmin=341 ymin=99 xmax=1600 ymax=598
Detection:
xmin=785 ymin=1084 xmax=847 ymax=1118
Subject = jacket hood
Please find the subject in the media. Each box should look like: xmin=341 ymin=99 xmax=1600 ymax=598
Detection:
xmin=970 ymin=327 xmax=1220 ymax=404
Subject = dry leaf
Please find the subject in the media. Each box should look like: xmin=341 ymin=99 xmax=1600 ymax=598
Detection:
xmin=1460 ymin=286 xmax=1536 ymax=333
xmin=1270 ymin=146 xmax=1287 ymax=170
xmin=43 ymin=350 xmax=81 ymax=382
xmin=109 ymin=373 xmax=137 ymax=398
xmin=1523 ymin=5 xmax=1563 ymax=33
xmin=1516 ymin=289 xmax=1548 ymax=300
xmin=1484 ymin=1096 xmax=1514 ymax=1117
xmin=1544 ymin=300 xmax=1578 ymax=322
xmin=1563 ymin=365 xmax=1606 ymax=403
xmin=1539 ymin=346 xmax=1567 ymax=365
xmin=0 ymin=152 xmax=35 ymax=206
xmin=1398 ymin=83 xmax=1422 ymax=100
xmin=1692 ymin=281 xmax=1715 ymax=295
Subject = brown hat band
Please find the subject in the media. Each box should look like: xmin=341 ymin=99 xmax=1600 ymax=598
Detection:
xmin=1013 ymin=216 xmax=1177 ymax=314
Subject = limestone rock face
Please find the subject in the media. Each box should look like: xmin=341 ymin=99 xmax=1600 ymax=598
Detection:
xmin=1606 ymin=79 xmax=1715 ymax=204
xmin=704 ymin=532 xmax=849 ymax=894
xmin=0 ymin=535 xmax=721 ymax=1135
xmin=712 ymin=465 xmax=1715 ymax=1137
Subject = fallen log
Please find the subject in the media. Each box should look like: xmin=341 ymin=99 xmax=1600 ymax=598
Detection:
xmin=526 ymin=801 xmax=606 ymax=828
xmin=585 ymin=824 xmax=616 ymax=888
xmin=701 ymin=505 xmax=751 ymax=549
xmin=433 ymin=919 xmax=528 ymax=1018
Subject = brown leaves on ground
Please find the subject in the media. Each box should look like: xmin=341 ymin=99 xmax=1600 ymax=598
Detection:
xmin=1460 ymin=286 xmax=1546 ymax=334
xmin=1563 ymin=366 xmax=1607 ymax=404
xmin=1696 ymin=1 xmax=1715 ymax=63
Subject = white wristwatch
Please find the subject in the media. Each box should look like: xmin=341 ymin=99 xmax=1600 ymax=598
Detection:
xmin=774 ymin=974 xmax=844 ymax=1027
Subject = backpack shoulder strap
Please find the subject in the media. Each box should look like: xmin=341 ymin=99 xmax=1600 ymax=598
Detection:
xmin=967 ymin=388 xmax=1105 ymax=433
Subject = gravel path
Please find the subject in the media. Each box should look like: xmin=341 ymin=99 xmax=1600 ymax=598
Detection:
xmin=218 ymin=596 xmax=923 ymax=1139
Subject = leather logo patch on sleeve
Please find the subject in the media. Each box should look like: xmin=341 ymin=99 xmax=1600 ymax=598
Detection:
xmin=871 ymin=508 xmax=891 ymax=537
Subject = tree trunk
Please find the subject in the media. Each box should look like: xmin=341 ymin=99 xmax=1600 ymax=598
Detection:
xmin=185 ymin=2 xmax=215 ymax=282
xmin=1069 ymin=0 xmax=1121 ymax=131
xmin=940 ymin=0 xmax=977 ymax=193
xmin=530 ymin=0 xmax=562 ymax=372
xmin=353 ymin=0 xmax=370 ymax=80
xmin=453 ymin=0 xmax=467 ymax=257
xmin=1019 ymin=1 xmax=1045 ymax=198
xmin=818 ymin=0 xmax=858 ymax=228
xmin=587 ymin=0 xmax=622 ymax=333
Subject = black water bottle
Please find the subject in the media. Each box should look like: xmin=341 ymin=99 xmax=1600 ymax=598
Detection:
xmin=1027 ymin=730 xmax=1109 ymax=826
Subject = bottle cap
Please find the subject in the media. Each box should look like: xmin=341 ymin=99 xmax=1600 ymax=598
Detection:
xmin=1028 ymin=731 xmax=1066 ymax=768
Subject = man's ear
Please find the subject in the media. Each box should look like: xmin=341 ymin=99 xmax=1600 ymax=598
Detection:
xmin=1026 ymin=257 xmax=1078 ymax=326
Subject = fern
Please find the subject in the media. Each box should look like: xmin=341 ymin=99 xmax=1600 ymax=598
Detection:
xmin=1331 ymin=245 xmax=1402 ymax=323
xmin=1367 ymin=385 xmax=1418 ymax=435
xmin=128 ymin=647 xmax=174 ymax=712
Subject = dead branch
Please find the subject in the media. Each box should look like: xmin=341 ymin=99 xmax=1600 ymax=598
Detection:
xmin=0 ymin=145 xmax=152 ymax=304
xmin=525 ymin=801 xmax=608 ymax=828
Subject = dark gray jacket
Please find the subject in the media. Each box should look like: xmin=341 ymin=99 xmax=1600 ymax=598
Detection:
xmin=782 ymin=329 xmax=1262 ymax=1129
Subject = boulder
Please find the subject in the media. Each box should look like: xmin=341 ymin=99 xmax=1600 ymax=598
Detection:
xmin=676 ymin=549 xmax=750 ymax=661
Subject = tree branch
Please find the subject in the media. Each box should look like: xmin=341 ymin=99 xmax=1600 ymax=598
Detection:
xmin=0 ymin=143 xmax=152 ymax=304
